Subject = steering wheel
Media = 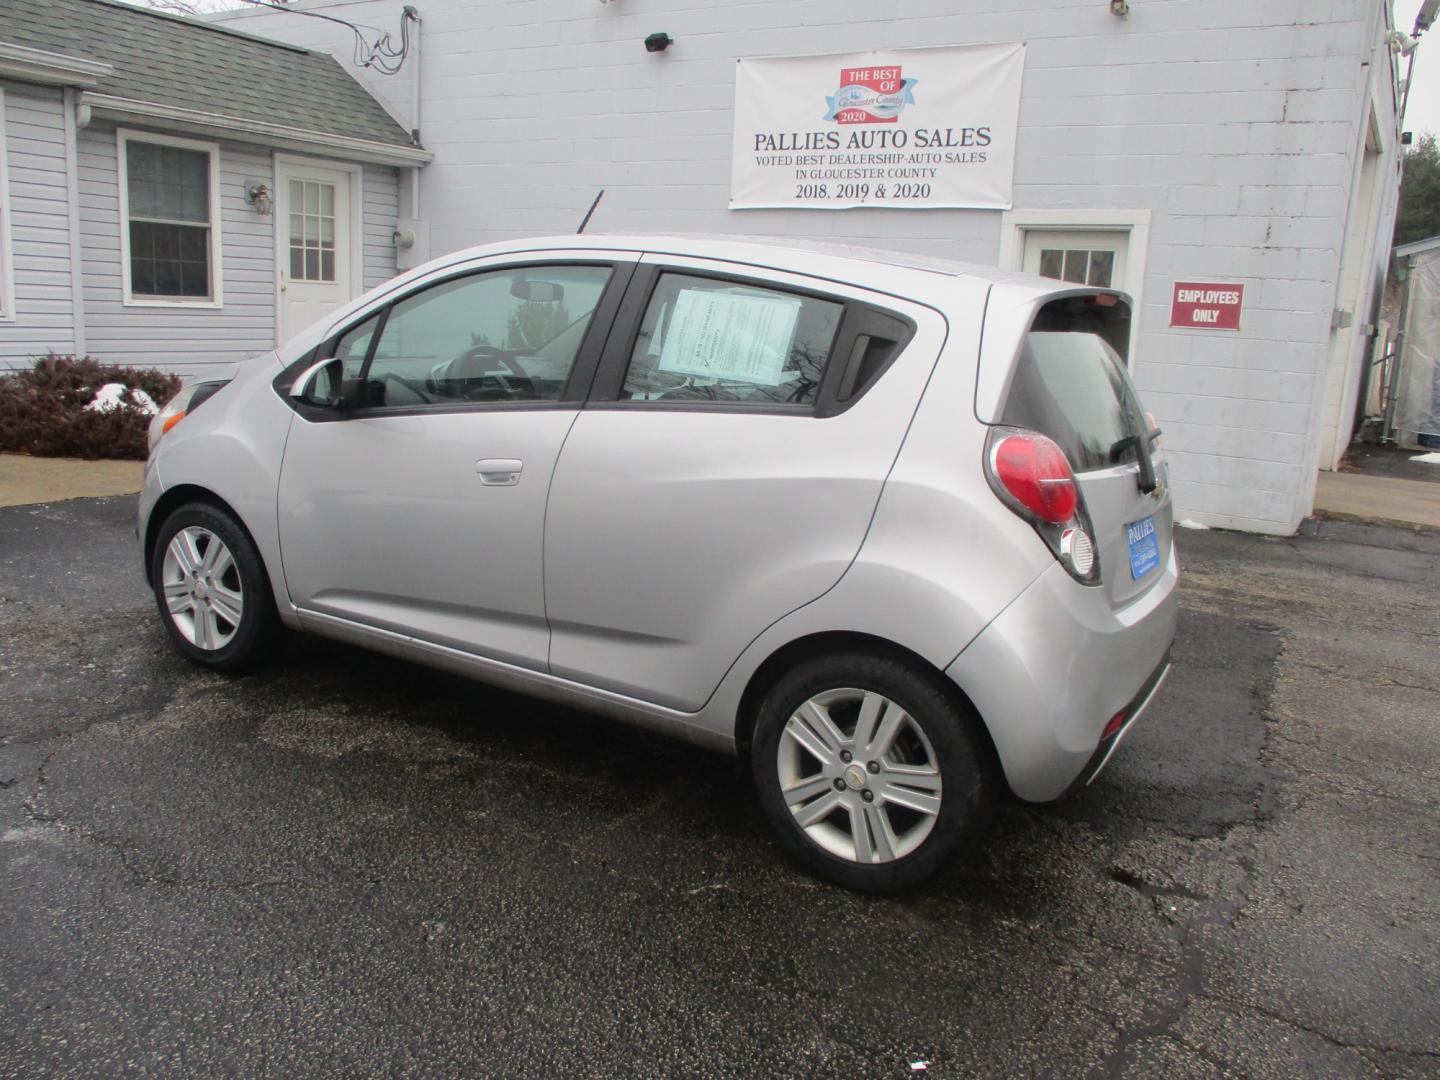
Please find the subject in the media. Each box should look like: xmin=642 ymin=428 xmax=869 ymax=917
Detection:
xmin=446 ymin=345 xmax=537 ymax=401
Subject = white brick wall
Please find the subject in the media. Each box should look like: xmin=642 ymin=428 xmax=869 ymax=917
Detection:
xmin=214 ymin=0 xmax=1402 ymax=534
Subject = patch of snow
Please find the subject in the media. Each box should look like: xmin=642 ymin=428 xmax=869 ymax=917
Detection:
xmin=1176 ymin=518 xmax=1212 ymax=530
xmin=84 ymin=383 xmax=129 ymax=413
xmin=84 ymin=382 xmax=158 ymax=415
xmin=1411 ymin=451 xmax=1440 ymax=465
xmin=129 ymin=387 xmax=159 ymax=415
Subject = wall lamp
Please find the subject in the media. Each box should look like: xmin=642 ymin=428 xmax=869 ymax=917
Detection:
xmin=1110 ymin=0 xmax=1129 ymax=15
xmin=644 ymin=32 xmax=673 ymax=53
xmin=244 ymin=181 xmax=272 ymax=215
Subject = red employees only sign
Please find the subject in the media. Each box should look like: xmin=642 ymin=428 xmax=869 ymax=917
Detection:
xmin=1170 ymin=281 xmax=1245 ymax=330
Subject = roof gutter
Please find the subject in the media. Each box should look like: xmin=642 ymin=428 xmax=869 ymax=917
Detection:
xmin=0 ymin=42 xmax=112 ymax=87
xmin=77 ymin=91 xmax=434 ymax=167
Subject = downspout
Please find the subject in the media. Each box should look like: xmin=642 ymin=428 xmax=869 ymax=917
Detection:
xmin=408 ymin=5 xmax=422 ymax=219
xmin=63 ymin=88 xmax=87 ymax=357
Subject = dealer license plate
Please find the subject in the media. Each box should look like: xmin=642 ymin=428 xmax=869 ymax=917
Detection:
xmin=1126 ymin=515 xmax=1161 ymax=581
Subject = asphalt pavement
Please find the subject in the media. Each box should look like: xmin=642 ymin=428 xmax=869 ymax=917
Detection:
xmin=1 ymin=498 xmax=1437 ymax=1078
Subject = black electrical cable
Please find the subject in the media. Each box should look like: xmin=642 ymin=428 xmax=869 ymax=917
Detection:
xmin=240 ymin=0 xmax=414 ymax=75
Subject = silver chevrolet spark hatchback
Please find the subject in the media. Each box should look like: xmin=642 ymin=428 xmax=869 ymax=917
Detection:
xmin=141 ymin=236 xmax=1177 ymax=892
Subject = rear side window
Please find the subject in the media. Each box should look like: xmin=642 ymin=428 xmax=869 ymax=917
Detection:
xmin=621 ymin=273 xmax=844 ymax=407
xmin=1001 ymin=310 xmax=1149 ymax=473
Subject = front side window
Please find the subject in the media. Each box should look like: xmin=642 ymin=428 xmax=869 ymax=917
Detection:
xmin=123 ymin=134 xmax=217 ymax=301
xmin=351 ymin=265 xmax=613 ymax=407
xmin=334 ymin=313 xmax=380 ymax=380
xmin=621 ymin=274 xmax=843 ymax=407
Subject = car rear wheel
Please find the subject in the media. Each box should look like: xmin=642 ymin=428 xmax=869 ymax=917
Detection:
xmin=751 ymin=651 xmax=993 ymax=892
xmin=151 ymin=502 xmax=279 ymax=671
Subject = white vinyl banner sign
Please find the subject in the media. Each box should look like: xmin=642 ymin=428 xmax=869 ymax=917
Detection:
xmin=730 ymin=43 xmax=1026 ymax=211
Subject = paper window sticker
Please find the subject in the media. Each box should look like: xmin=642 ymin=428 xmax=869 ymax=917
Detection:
xmin=656 ymin=289 xmax=802 ymax=387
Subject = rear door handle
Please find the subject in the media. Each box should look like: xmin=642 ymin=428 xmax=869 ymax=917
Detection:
xmin=476 ymin=458 xmax=523 ymax=486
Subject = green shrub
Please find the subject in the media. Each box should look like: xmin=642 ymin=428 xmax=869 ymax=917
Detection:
xmin=0 ymin=354 xmax=181 ymax=460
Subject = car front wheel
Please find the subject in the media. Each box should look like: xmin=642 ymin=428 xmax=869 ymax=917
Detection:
xmin=751 ymin=652 xmax=994 ymax=892
xmin=150 ymin=502 xmax=279 ymax=671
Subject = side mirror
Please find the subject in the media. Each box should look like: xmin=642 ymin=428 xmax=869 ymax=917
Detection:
xmin=510 ymin=278 xmax=564 ymax=303
xmin=290 ymin=356 xmax=345 ymax=408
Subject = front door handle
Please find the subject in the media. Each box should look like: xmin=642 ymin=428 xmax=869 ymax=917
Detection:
xmin=476 ymin=458 xmax=523 ymax=486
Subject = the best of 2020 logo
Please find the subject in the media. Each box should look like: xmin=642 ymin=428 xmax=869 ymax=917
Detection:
xmin=823 ymin=66 xmax=918 ymax=124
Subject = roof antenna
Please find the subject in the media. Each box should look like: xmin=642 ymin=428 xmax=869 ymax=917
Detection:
xmin=576 ymin=189 xmax=604 ymax=234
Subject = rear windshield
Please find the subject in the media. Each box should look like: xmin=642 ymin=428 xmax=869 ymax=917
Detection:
xmin=1000 ymin=322 xmax=1149 ymax=473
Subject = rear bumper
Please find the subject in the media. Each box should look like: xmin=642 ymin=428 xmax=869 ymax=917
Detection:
xmin=945 ymin=545 xmax=1178 ymax=802
xmin=1061 ymin=651 xmax=1170 ymax=796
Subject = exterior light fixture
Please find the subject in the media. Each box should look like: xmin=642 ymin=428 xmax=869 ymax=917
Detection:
xmin=244 ymin=181 xmax=272 ymax=215
xmin=1110 ymin=0 xmax=1129 ymax=14
xmin=644 ymin=32 xmax=673 ymax=52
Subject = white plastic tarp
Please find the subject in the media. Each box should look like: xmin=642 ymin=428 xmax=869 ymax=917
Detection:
xmin=1398 ymin=251 xmax=1440 ymax=447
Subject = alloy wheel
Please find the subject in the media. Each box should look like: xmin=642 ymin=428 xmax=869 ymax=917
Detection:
xmin=160 ymin=526 xmax=244 ymax=651
xmin=776 ymin=687 xmax=943 ymax=864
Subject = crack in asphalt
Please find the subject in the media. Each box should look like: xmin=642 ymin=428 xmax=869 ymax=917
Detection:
xmin=1201 ymin=991 xmax=1440 ymax=1061
xmin=1164 ymin=1030 xmax=1245 ymax=1075
xmin=1279 ymin=655 xmax=1438 ymax=696
xmin=1106 ymin=866 xmax=1209 ymax=903
xmin=1098 ymin=835 xmax=1266 ymax=1077
xmin=1095 ymin=613 xmax=1285 ymax=1078
xmin=1267 ymin=740 xmax=1440 ymax=805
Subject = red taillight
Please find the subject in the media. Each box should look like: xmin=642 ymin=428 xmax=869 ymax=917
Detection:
xmin=991 ymin=433 xmax=1078 ymax=524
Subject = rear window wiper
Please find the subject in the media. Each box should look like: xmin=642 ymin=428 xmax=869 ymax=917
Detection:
xmin=1110 ymin=433 xmax=1158 ymax=494
xmin=1109 ymin=434 xmax=1139 ymax=463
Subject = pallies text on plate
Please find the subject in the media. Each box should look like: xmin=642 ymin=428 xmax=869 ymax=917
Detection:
xmin=1127 ymin=518 xmax=1157 ymax=545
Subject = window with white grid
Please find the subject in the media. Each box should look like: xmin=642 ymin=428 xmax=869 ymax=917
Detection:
xmin=288 ymin=180 xmax=337 ymax=283
xmin=119 ymin=130 xmax=221 ymax=304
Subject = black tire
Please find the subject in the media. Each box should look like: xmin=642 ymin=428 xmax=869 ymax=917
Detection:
xmin=150 ymin=502 xmax=280 ymax=672
xmin=750 ymin=651 xmax=994 ymax=892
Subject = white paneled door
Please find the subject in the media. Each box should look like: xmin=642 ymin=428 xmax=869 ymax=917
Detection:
xmin=276 ymin=159 xmax=357 ymax=344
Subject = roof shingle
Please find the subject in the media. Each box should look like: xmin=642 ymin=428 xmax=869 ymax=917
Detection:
xmin=0 ymin=0 xmax=415 ymax=149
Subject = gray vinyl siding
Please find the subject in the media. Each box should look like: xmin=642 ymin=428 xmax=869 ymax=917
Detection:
xmin=362 ymin=163 xmax=400 ymax=291
xmin=77 ymin=122 xmax=276 ymax=376
xmin=73 ymin=123 xmax=403 ymax=378
xmin=0 ymin=81 xmax=78 ymax=367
